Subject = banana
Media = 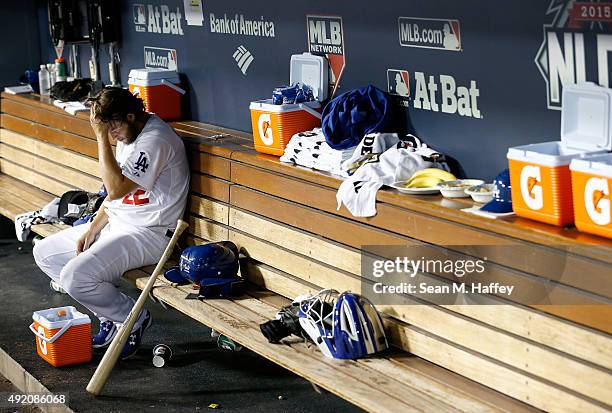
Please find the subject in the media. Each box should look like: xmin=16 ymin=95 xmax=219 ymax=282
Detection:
xmin=405 ymin=176 xmax=444 ymax=188
xmin=409 ymin=168 xmax=456 ymax=182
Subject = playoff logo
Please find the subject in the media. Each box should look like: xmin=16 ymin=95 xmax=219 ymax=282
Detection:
xmin=535 ymin=0 xmax=612 ymax=110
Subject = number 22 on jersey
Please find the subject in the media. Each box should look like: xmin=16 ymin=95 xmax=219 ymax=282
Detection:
xmin=122 ymin=189 xmax=150 ymax=206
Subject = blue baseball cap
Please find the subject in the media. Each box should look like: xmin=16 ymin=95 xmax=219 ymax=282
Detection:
xmin=481 ymin=169 xmax=513 ymax=214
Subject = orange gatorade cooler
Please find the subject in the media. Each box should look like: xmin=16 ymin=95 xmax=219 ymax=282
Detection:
xmin=250 ymin=100 xmax=322 ymax=156
xmin=250 ymin=53 xmax=328 ymax=155
xmin=128 ymin=69 xmax=185 ymax=120
xmin=30 ymin=306 xmax=92 ymax=367
xmin=507 ymin=83 xmax=612 ymax=226
xmin=570 ymin=154 xmax=612 ymax=238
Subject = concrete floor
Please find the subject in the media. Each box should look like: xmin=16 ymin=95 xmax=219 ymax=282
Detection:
xmin=0 ymin=375 xmax=42 ymax=413
xmin=0 ymin=217 xmax=361 ymax=413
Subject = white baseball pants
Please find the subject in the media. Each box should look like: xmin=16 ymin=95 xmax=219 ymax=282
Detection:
xmin=33 ymin=221 xmax=168 ymax=327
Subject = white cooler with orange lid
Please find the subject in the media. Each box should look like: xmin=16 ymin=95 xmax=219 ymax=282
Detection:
xmin=30 ymin=306 xmax=92 ymax=367
xmin=507 ymin=83 xmax=612 ymax=226
xmin=128 ymin=68 xmax=185 ymax=120
xmin=570 ymin=154 xmax=612 ymax=238
xmin=250 ymin=53 xmax=329 ymax=156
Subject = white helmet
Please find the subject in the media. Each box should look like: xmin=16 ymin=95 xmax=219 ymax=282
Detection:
xmin=298 ymin=289 xmax=388 ymax=359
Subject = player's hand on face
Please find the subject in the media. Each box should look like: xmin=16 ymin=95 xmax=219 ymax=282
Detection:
xmin=89 ymin=106 xmax=110 ymax=141
xmin=76 ymin=230 xmax=96 ymax=255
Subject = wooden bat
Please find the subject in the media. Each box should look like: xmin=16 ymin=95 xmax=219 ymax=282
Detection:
xmin=86 ymin=219 xmax=189 ymax=395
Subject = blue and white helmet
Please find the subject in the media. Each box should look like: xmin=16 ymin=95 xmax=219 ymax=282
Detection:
xmin=298 ymin=289 xmax=388 ymax=359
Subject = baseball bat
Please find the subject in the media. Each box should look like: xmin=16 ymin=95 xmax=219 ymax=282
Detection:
xmin=86 ymin=219 xmax=189 ymax=395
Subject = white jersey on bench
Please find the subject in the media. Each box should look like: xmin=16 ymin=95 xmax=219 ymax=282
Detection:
xmin=104 ymin=114 xmax=189 ymax=234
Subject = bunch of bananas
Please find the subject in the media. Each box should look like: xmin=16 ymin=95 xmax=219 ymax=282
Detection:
xmin=404 ymin=168 xmax=457 ymax=188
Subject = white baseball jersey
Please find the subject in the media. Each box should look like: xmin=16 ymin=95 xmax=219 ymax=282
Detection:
xmin=104 ymin=114 xmax=190 ymax=234
xmin=337 ymin=142 xmax=449 ymax=218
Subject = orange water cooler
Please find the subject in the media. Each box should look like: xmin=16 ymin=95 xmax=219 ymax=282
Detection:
xmin=30 ymin=306 xmax=92 ymax=367
xmin=507 ymin=83 xmax=612 ymax=226
xmin=570 ymin=154 xmax=612 ymax=238
xmin=128 ymin=69 xmax=185 ymax=120
xmin=250 ymin=53 xmax=328 ymax=156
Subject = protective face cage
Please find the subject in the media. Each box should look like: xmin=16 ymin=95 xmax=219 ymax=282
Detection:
xmin=259 ymin=293 xmax=313 ymax=344
xmin=298 ymin=289 xmax=389 ymax=359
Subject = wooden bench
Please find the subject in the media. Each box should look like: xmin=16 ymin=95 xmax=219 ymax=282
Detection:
xmin=1 ymin=92 xmax=611 ymax=412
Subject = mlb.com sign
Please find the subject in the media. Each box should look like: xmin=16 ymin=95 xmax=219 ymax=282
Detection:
xmin=398 ymin=17 xmax=462 ymax=51
xmin=144 ymin=47 xmax=178 ymax=70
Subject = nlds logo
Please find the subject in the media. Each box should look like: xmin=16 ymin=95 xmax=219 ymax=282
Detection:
xmin=387 ymin=70 xmax=482 ymax=119
xmin=535 ymin=0 xmax=612 ymax=110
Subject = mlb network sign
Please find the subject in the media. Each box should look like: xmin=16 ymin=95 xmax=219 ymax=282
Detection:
xmin=398 ymin=17 xmax=462 ymax=51
xmin=307 ymin=15 xmax=344 ymax=55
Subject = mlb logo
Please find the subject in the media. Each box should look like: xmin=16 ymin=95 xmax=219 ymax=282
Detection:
xmin=133 ymin=4 xmax=146 ymax=25
xmin=387 ymin=69 xmax=410 ymax=98
xmin=442 ymin=21 xmax=461 ymax=51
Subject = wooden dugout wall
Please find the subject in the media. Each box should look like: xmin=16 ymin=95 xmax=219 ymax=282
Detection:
xmin=1 ymin=92 xmax=611 ymax=412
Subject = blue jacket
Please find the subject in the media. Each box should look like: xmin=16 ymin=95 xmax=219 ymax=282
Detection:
xmin=322 ymin=85 xmax=396 ymax=150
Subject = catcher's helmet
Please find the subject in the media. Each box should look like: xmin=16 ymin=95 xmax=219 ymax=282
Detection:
xmin=298 ymin=290 xmax=388 ymax=359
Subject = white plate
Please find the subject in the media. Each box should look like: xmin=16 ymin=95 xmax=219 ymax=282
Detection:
xmin=438 ymin=179 xmax=484 ymax=198
xmin=389 ymin=181 xmax=440 ymax=195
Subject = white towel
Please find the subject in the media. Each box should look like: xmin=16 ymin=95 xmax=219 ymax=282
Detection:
xmin=14 ymin=198 xmax=60 ymax=241
xmin=336 ymin=145 xmax=448 ymax=217
xmin=281 ymin=129 xmax=354 ymax=175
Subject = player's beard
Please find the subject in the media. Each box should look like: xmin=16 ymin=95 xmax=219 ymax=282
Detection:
xmin=123 ymin=122 xmax=141 ymax=144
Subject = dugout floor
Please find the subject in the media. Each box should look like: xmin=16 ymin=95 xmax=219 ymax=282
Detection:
xmin=0 ymin=217 xmax=360 ymax=413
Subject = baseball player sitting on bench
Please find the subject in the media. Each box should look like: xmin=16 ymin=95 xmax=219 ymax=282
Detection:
xmin=33 ymin=87 xmax=190 ymax=359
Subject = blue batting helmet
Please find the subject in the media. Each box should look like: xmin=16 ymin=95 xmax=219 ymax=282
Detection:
xmin=164 ymin=241 xmax=240 ymax=285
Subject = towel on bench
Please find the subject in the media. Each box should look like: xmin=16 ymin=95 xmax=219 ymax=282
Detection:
xmin=14 ymin=198 xmax=61 ymax=241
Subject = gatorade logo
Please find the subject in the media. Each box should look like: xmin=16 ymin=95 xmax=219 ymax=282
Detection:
xmin=258 ymin=114 xmax=274 ymax=146
xmin=37 ymin=326 xmax=48 ymax=355
xmin=520 ymin=165 xmax=544 ymax=210
xmin=585 ymin=177 xmax=610 ymax=226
